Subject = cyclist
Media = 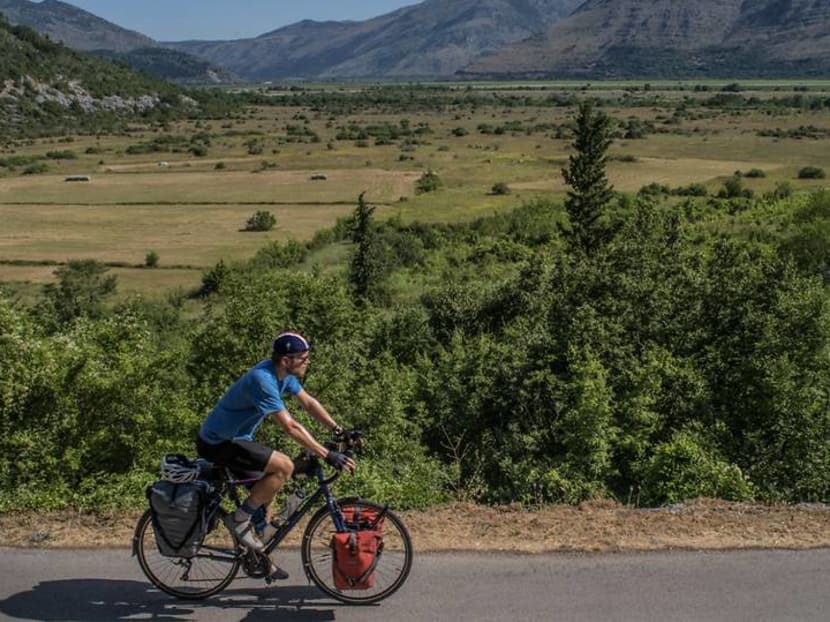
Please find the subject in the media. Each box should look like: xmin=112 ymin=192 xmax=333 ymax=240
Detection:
xmin=195 ymin=332 xmax=355 ymax=576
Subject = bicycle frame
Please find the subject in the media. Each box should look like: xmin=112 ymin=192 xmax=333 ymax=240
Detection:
xmin=221 ymin=454 xmax=348 ymax=558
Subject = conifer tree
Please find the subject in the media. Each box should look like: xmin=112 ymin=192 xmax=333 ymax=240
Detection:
xmin=561 ymin=101 xmax=615 ymax=256
xmin=349 ymin=192 xmax=382 ymax=304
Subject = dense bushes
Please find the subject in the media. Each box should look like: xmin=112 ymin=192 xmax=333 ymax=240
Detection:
xmin=3 ymin=187 xmax=830 ymax=511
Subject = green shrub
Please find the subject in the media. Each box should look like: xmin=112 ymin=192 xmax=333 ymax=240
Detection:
xmin=45 ymin=150 xmax=76 ymax=160
xmin=145 ymin=251 xmax=159 ymax=268
xmin=490 ymin=182 xmax=511 ymax=195
xmin=415 ymin=170 xmax=442 ymax=194
xmin=22 ymin=162 xmax=48 ymax=175
xmin=198 ymin=259 xmax=229 ymax=296
xmin=639 ymin=428 xmax=755 ymax=505
xmin=798 ymin=166 xmax=826 ymax=179
xmin=767 ymin=181 xmax=793 ymax=200
xmin=743 ymin=168 xmax=766 ymax=178
xmin=244 ymin=210 xmax=276 ymax=232
xmin=718 ymin=174 xmax=753 ymax=199
xmin=673 ymin=183 xmax=708 ymax=197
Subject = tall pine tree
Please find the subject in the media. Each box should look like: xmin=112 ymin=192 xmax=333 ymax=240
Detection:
xmin=561 ymin=101 xmax=615 ymax=256
xmin=348 ymin=192 xmax=383 ymax=304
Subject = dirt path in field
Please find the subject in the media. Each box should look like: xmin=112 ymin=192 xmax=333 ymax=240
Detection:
xmin=3 ymin=499 xmax=830 ymax=552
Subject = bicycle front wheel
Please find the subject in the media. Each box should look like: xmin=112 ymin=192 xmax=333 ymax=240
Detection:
xmin=133 ymin=508 xmax=240 ymax=600
xmin=301 ymin=497 xmax=413 ymax=605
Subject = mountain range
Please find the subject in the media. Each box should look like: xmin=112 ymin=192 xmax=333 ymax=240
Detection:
xmin=167 ymin=0 xmax=583 ymax=80
xmin=463 ymin=0 xmax=830 ymax=78
xmin=1 ymin=0 xmax=829 ymax=81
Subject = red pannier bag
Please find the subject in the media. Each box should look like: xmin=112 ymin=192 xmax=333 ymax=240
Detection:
xmin=331 ymin=506 xmax=385 ymax=590
xmin=342 ymin=506 xmax=384 ymax=531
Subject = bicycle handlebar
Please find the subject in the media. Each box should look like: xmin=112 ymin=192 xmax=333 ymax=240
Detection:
xmin=292 ymin=429 xmax=363 ymax=477
xmin=327 ymin=428 xmax=365 ymax=455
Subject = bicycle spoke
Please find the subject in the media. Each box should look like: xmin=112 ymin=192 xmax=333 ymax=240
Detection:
xmin=134 ymin=509 xmax=240 ymax=600
xmin=301 ymin=499 xmax=412 ymax=604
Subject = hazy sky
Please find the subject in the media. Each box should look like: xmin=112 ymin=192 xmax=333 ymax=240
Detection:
xmin=56 ymin=0 xmax=422 ymax=41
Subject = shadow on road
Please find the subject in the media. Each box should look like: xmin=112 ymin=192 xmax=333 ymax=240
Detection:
xmin=0 ymin=579 xmax=348 ymax=621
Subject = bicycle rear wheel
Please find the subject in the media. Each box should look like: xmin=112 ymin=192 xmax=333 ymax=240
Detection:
xmin=301 ymin=497 xmax=413 ymax=604
xmin=133 ymin=508 xmax=240 ymax=600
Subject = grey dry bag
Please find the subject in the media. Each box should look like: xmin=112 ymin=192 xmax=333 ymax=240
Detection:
xmin=147 ymin=479 xmax=213 ymax=558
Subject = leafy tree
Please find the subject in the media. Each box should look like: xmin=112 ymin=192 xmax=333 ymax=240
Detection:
xmin=145 ymin=251 xmax=159 ymax=268
xmin=198 ymin=259 xmax=229 ymax=297
xmin=779 ymin=190 xmax=830 ymax=282
xmin=561 ymin=102 xmax=615 ymax=256
xmin=718 ymin=173 xmax=752 ymax=199
xmin=248 ymin=239 xmax=308 ymax=271
xmin=40 ymin=259 xmax=117 ymax=326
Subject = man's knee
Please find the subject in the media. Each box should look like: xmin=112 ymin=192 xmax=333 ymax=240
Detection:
xmin=266 ymin=452 xmax=294 ymax=479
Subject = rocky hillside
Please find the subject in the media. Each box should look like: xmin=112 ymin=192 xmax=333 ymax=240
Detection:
xmin=168 ymin=0 xmax=583 ymax=80
xmin=0 ymin=0 xmax=235 ymax=83
xmin=0 ymin=16 xmax=197 ymax=138
xmin=462 ymin=0 xmax=830 ymax=78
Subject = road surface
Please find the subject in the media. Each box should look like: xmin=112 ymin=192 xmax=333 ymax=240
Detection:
xmin=1 ymin=547 xmax=828 ymax=621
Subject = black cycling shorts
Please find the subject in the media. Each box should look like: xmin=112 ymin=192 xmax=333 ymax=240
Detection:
xmin=196 ymin=435 xmax=273 ymax=475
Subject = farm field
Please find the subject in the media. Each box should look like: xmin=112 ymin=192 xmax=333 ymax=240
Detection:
xmin=1 ymin=80 xmax=829 ymax=295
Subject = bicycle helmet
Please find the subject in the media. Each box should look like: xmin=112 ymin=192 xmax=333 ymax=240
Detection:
xmin=272 ymin=332 xmax=311 ymax=357
xmin=160 ymin=454 xmax=200 ymax=483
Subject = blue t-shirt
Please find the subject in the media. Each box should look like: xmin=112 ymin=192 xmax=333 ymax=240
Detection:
xmin=198 ymin=359 xmax=302 ymax=444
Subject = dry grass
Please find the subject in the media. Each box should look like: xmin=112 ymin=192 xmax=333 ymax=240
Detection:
xmin=3 ymin=499 xmax=830 ymax=552
xmin=0 ymin=202 xmax=379 ymax=267
xmin=0 ymin=168 xmax=418 ymax=205
xmin=2 ymin=94 xmax=830 ymax=295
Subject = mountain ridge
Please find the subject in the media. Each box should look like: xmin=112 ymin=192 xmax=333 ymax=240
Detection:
xmin=462 ymin=0 xmax=830 ymax=78
xmin=166 ymin=0 xmax=584 ymax=80
xmin=2 ymin=0 xmax=830 ymax=81
xmin=0 ymin=0 xmax=236 ymax=83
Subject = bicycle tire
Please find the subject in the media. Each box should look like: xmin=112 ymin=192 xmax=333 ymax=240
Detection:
xmin=301 ymin=497 xmax=413 ymax=605
xmin=134 ymin=508 xmax=240 ymax=600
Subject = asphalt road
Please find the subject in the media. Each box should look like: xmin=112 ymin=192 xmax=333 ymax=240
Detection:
xmin=1 ymin=547 xmax=829 ymax=621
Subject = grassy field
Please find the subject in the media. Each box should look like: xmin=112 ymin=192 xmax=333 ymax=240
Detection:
xmin=2 ymin=81 xmax=829 ymax=294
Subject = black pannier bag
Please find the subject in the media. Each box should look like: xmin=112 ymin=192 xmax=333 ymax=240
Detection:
xmin=147 ymin=479 xmax=215 ymax=558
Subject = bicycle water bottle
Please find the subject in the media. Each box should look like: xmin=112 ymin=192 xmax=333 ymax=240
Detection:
xmin=277 ymin=488 xmax=306 ymax=523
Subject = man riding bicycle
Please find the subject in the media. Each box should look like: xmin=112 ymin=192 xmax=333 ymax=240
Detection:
xmin=195 ymin=332 xmax=355 ymax=576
